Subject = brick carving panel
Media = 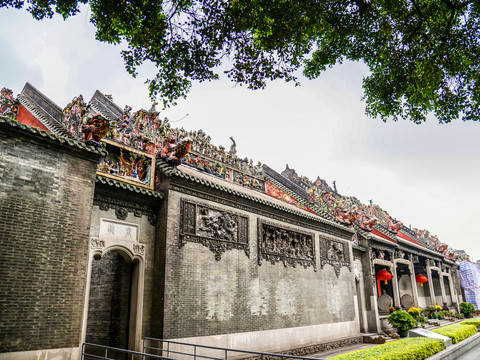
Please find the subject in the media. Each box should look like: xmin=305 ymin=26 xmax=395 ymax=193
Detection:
xmin=257 ymin=220 xmax=316 ymax=270
xmin=179 ymin=199 xmax=249 ymax=260
xmin=319 ymin=237 xmax=351 ymax=277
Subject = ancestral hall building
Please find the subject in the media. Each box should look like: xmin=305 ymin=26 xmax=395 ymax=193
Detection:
xmin=0 ymin=83 xmax=470 ymax=360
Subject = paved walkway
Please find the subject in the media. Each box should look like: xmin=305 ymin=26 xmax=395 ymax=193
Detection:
xmin=456 ymin=341 xmax=480 ymax=360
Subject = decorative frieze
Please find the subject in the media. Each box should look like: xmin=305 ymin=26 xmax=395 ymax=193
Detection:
xmin=90 ymin=237 xmax=105 ymax=250
xmin=170 ymin=183 xmax=352 ymax=240
xmin=133 ymin=243 xmax=145 ymax=256
xmin=90 ymin=220 xmax=146 ymax=261
xmin=179 ymin=199 xmax=249 ymax=260
xmin=319 ymin=236 xmax=351 ymax=277
xmin=93 ymin=194 xmax=157 ymax=226
xmin=372 ymin=246 xmax=393 ymax=261
xmin=257 ymin=220 xmax=316 ymax=270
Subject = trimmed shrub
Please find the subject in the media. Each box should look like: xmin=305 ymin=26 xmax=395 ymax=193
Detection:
xmin=330 ymin=337 xmax=445 ymax=360
xmin=432 ymin=324 xmax=477 ymax=344
xmin=460 ymin=302 xmax=475 ymax=318
xmin=388 ymin=310 xmax=417 ymax=331
xmin=460 ymin=319 xmax=480 ymax=329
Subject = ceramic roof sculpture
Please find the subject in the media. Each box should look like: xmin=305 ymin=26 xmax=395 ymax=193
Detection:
xmin=0 ymin=83 xmax=470 ymax=262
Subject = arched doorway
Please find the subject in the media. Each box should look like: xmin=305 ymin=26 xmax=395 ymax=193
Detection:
xmin=84 ymin=244 xmax=145 ymax=352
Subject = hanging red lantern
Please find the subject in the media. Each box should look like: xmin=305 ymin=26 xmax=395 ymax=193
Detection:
xmin=377 ymin=269 xmax=392 ymax=285
xmin=415 ymin=274 xmax=428 ymax=287
xmin=376 ymin=269 xmax=392 ymax=297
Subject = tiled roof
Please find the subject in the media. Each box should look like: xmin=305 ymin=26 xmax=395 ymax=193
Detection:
xmin=263 ymin=164 xmax=310 ymax=200
xmin=96 ymin=175 xmax=163 ymax=198
xmin=88 ymin=90 xmax=123 ymax=122
xmin=18 ymin=83 xmax=71 ymax=138
xmin=158 ymin=160 xmax=354 ymax=233
xmin=0 ymin=115 xmax=105 ymax=156
xmin=263 ymin=170 xmax=380 ymax=237
xmin=369 ymin=228 xmax=397 ymax=244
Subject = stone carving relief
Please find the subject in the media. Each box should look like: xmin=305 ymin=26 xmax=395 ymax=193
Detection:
xmin=257 ymin=220 xmax=316 ymax=270
xmin=115 ymin=207 xmax=129 ymax=220
xmin=91 ymin=219 xmax=146 ymax=261
xmin=451 ymin=268 xmax=459 ymax=288
xmin=170 ymin=183 xmax=353 ymax=240
xmin=179 ymin=199 xmax=249 ymax=260
xmin=90 ymin=237 xmax=105 ymax=250
xmin=372 ymin=246 xmax=393 ymax=262
xmin=133 ymin=243 xmax=145 ymax=256
xmin=351 ymin=232 xmax=359 ymax=245
xmin=319 ymin=237 xmax=351 ymax=277
xmin=93 ymin=195 xmax=157 ymax=226
xmin=377 ymin=249 xmax=385 ymax=260
xmin=395 ymin=249 xmax=405 ymax=259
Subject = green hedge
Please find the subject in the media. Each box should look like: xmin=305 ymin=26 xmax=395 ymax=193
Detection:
xmin=460 ymin=319 xmax=480 ymax=329
xmin=432 ymin=324 xmax=477 ymax=344
xmin=330 ymin=337 xmax=445 ymax=360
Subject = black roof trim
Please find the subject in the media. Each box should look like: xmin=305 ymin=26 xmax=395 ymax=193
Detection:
xmin=263 ymin=164 xmax=310 ymax=200
xmin=89 ymin=90 xmax=123 ymax=122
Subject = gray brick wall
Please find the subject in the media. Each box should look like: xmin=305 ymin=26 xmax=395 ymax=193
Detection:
xmin=0 ymin=127 xmax=98 ymax=352
xmin=161 ymin=190 xmax=356 ymax=339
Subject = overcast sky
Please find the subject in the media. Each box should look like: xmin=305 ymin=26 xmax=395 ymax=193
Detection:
xmin=1 ymin=6 xmax=479 ymax=261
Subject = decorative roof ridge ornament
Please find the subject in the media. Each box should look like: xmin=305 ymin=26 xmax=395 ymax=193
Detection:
xmin=159 ymin=132 xmax=192 ymax=166
xmin=62 ymin=96 xmax=111 ymax=148
xmin=229 ymin=136 xmax=236 ymax=155
xmin=360 ymin=211 xmax=377 ymax=231
xmin=81 ymin=112 xmax=110 ymax=147
xmin=387 ymin=218 xmax=403 ymax=235
xmin=0 ymin=87 xmax=19 ymax=120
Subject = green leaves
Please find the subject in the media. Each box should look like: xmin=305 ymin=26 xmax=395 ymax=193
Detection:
xmin=388 ymin=310 xmax=417 ymax=331
xmin=331 ymin=337 xmax=446 ymax=360
xmin=3 ymin=0 xmax=480 ymax=122
xmin=432 ymin=324 xmax=477 ymax=344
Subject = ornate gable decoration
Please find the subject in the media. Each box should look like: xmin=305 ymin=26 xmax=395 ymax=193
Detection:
xmin=319 ymin=237 xmax=351 ymax=277
xmin=179 ymin=199 xmax=249 ymax=260
xmin=0 ymin=88 xmax=19 ymax=120
xmin=174 ymin=129 xmax=266 ymax=192
xmin=257 ymin=220 xmax=316 ymax=270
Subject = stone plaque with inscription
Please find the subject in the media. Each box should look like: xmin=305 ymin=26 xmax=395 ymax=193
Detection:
xmin=99 ymin=219 xmax=138 ymax=242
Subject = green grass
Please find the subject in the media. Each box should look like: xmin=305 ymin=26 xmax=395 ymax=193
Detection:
xmin=330 ymin=337 xmax=445 ymax=360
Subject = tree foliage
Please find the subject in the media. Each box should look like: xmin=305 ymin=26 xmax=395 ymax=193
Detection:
xmin=2 ymin=0 xmax=480 ymax=123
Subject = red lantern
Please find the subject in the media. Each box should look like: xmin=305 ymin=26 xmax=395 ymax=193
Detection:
xmin=377 ymin=269 xmax=392 ymax=285
xmin=376 ymin=269 xmax=392 ymax=297
xmin=416 ymin=274 xmax=428 ymax=287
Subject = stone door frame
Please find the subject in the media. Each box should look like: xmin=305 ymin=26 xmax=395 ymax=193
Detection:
xmin=80 ymin=219 xmax=146 ymax=352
